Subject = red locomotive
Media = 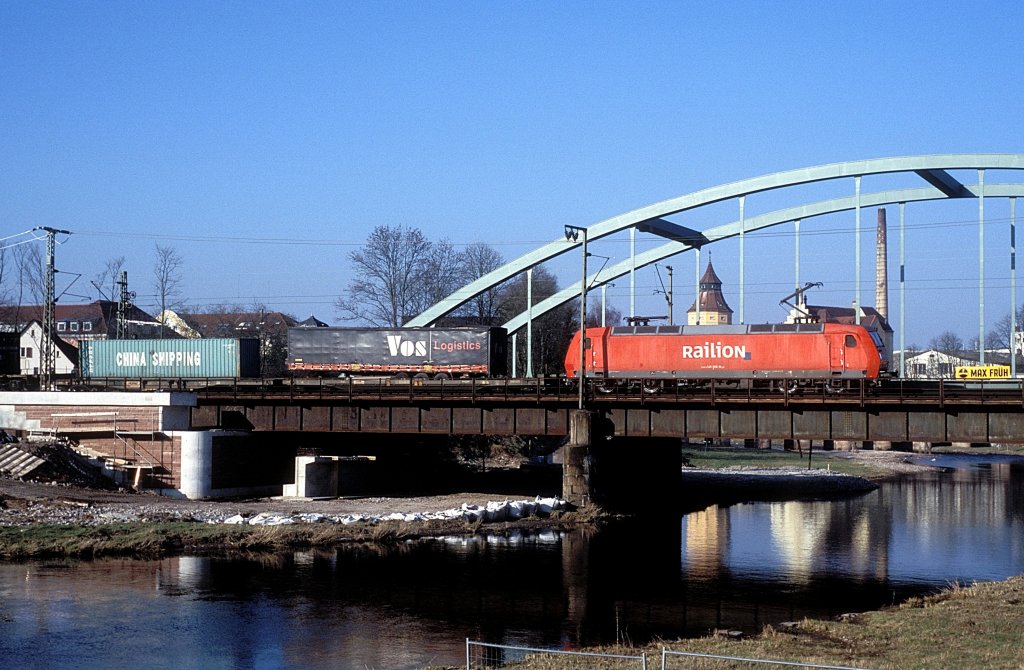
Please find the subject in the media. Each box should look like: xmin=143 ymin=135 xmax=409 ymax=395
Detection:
xmin=565 ymin=323 xmax=885 ymax=384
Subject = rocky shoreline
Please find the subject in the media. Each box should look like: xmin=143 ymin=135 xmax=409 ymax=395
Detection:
xmin=0 ymin=477 xmax=569 ymax=529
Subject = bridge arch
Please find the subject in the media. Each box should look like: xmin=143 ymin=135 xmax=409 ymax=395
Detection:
xmin=404 ymin=154 xmax=1024 ymax=373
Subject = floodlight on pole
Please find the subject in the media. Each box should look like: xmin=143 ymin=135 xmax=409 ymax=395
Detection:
xmin=565 ymin=224 xmax=588 ymax=410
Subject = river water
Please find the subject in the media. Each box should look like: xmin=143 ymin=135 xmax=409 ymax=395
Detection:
xmin=1 ymin=454 xmax=1022 ymax=669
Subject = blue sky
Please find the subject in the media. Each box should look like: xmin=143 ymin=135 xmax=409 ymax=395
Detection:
xmin=2 ymin=1 xmax=1023 ymax=346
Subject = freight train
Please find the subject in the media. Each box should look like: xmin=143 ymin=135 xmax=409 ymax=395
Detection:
xmin=71 ymin=321 xmax=889 ymax=387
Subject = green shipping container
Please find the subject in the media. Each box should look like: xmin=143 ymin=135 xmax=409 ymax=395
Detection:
xmin=80 ymin=338 xmax=260 ymax=378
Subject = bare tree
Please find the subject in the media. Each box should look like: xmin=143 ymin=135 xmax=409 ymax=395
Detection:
xmin=336 ymin=225 xmax=433 ymax=327
xmin=15 ymin=243 xmax=44 ymax=308
xmin=93 ymin=256 xmax=126 ymax=301
xmin=499 ymin=266 xmax=577 ymax=376
xmin=413 ymin=238 xmax=468 ymax=317
xmin=457 ymin=243 xmax=506 ymax=324
xmin=988 ymin=304 xmax=1024 ymax=352
xmin=587 ymin=300 xmax=622 ymax=328
xmin=153 ymin=245 xmax=184 ymax=337
xmin=0 ymin=247 xmax=11 ymax=307
xmin=929 ymin=330 xmax=964 ymax=354
xmin=968 ymin=332 xmax=1005 ymax=353
xmin=246 ymin=301 xmax=294 ymax=377
xmin=2 ymin=244 xmax=46 ymax=357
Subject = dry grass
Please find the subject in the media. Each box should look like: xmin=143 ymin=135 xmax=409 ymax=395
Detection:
xmin=484 ymin=577 xmax=1024 ymax=670
xmin=0 ymin=508 xmax=587 ymax=560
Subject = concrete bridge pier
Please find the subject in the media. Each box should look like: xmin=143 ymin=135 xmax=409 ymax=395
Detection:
xmin=179 ymin=431 xmax=214 ymax=499
xmin=563 ymin=410 xmax=595 ymax=507
xmin=564 ymin=410 xmax=683 ymax=510
xmin=177 ymin=430 xmax=286 ymax=500
xmin=283 ymin=456 xmax=339 ymax=498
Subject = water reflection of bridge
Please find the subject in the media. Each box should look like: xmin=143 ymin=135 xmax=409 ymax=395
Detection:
xmin=8 ymin=463 xmax=1019 ymax=667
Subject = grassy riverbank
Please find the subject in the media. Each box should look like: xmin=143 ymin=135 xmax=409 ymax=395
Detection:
xmin=453 ymin=576 xmax=1024 ymax=669
xmin=2 ymin=446 xmax=1017 ymax=561
xmin=0 ymin=515 xmax=585 ymax=560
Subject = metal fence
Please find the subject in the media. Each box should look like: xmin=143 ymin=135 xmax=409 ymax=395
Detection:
xmin=463 ymin=641 xmax=879 ymax=670
xmin=466 ymin=639 xmax=648 ymax=669
xmin=660 ymin=649 xmax=877 ymax=670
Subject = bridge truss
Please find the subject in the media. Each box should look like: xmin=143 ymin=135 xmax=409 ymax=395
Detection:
xmin=404 ymin=154 xmax=1024 ymax=377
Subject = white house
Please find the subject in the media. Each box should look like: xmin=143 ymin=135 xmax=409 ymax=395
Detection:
xmin=896 ymin=349 xmax=1011 ymax=379
xmin=18 ymin=321 xmax=78 ymax=376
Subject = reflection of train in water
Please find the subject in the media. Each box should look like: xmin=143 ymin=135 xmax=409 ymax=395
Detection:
xmin=71 ymin=322 xmax=888 ymax=387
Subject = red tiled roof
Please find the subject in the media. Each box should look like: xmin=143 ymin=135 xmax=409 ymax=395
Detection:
xmin=181 ymin=311 xmax=297 ymax=338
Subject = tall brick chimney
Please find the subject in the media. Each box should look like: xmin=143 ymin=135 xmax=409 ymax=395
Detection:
xmin=876 ymin=208 xmax=888 ymax=321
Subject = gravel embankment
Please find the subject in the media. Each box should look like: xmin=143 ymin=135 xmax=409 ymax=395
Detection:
xmin=0 ymin=478 xmax=566 ymax=528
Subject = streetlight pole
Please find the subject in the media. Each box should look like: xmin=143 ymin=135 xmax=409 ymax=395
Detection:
xmin=565 ymin=225 xmax=588 ymax=410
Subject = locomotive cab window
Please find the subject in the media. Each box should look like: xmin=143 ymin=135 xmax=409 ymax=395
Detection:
xmin=845 ymin=335 xmax=857 ymax=347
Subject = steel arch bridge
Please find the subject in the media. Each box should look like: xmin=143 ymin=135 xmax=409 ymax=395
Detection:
xmin=405 ymin=153 xmax=1024 ymax=374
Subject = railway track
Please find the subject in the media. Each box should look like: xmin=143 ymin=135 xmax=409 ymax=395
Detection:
xmin=62 ymin=376 xmax=1024 ymax=407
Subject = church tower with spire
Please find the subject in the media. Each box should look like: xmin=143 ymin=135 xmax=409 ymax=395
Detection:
xmin=687 ymin=258 xmax=733 ymax=325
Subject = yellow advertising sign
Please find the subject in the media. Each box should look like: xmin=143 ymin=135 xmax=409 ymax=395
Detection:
xmin=954 ymin=365 xmax=1011 ymax=379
